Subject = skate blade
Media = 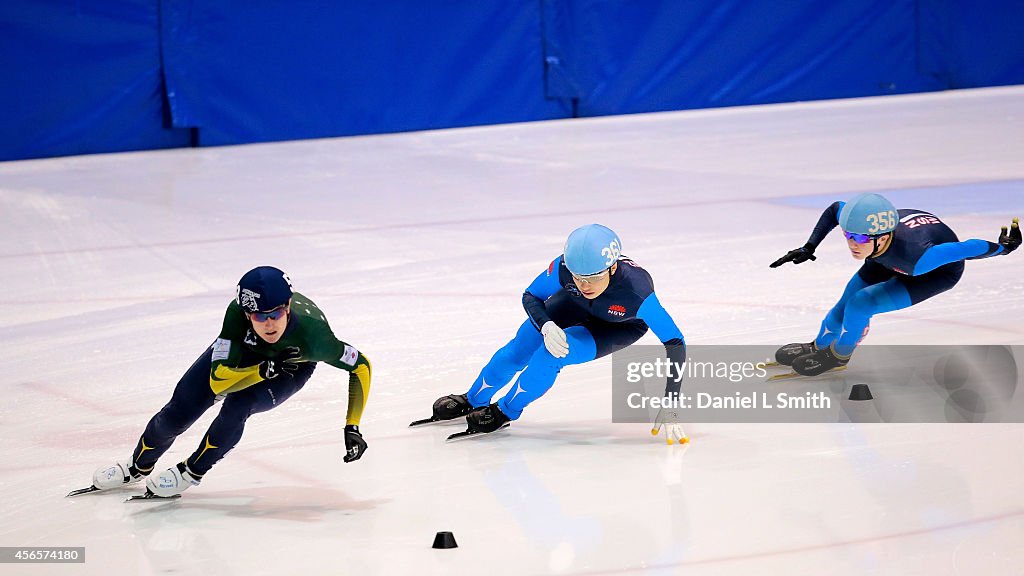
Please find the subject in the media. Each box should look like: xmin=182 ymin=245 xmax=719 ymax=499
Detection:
xmin=409 ymin=416 xmax=464 ymax=428
xmin=768 ymin=366 xmax=847 ymax=381
xmin=126 ymin=492 xmax=181 ymax=502
xmin=66 ymin=486 xmax=101 ymax=498
xmin=446 ymin=423 xmax=510 ymax=443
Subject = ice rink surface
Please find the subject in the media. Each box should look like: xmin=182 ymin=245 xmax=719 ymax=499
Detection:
xmin=2 ymin=86 xmax=1023 ymax=575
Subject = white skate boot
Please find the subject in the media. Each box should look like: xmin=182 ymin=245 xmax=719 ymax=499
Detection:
xmin=145 ymin=462 xmax=202 ymax=498
xmin=92 ymin=460 xmax=145 ymax=490
xmin=66 ymin=459 xmax=147 ymax=497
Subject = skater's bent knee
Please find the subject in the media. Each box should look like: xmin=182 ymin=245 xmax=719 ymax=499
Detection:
xmin=847 ymin=291 xmax=880 ymax=315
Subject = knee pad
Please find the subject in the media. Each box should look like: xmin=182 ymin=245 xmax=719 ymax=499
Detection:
xmin=846 ymin=289 xmax=879 ymax=317
xmin=217 ymin=399 xmax=254 ymax=422
xmin=528 ymin=346 xmax=568 ymax=371
xmin=497 ymin=340 xmax=537 ymax=367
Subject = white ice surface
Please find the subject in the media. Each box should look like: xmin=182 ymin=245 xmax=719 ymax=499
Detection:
xmin=1 ymin=86 xmax=1023 ymax=575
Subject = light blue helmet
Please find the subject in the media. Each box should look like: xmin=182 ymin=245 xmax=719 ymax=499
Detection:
xmin=563 ymin=224 xmax=622 ymax=275
xmin=839 ymin=193 xmax=898 ymax=235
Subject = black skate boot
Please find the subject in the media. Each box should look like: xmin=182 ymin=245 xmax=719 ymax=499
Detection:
xmin=466 ymin=403 xmax=511 ymax=433
xmin=792 ymin=345 xmax=849 ymax=376
xmin=432 ymin=394 xmax=472 ymax=420
xmin=775 ymin=342 xmax=816 ymax=366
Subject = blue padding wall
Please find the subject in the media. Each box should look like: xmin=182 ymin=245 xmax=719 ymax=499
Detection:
xmin=543 ymin=0 xmax=944 ymax=114
xmin=2 ymin=0 xmax=1022 ymax=160
xmin=160 ymin=2 xmax=567 ymax=146
xmin=918 ymin=0 xmax=1024 ymax=87
xmin=0 ymin=1 xmax=193 ymax=160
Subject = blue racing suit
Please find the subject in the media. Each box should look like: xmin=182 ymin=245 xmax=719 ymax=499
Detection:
xmin=466 ymin=255 xmax=685 ymax=420
xmin=806 ymin=202 xmax=1005 ymax=356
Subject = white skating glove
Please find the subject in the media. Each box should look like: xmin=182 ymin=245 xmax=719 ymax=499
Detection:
xmin=651 ymin=406 xmax=689 ymax=445
xmin=541 ymin=321 xmax=569 ymax=358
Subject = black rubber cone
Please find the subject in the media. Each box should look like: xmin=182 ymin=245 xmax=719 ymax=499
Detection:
xmin=849 ymin=383 xmax=873 ymax=401
xmin=432 ymin=531 xmax=458 ymax=549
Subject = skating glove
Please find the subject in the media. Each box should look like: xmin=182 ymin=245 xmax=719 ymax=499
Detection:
xmin=259 ymin=346 xmax=301 ymax=380
xmin=770 ymin=243 xmax=817 ymax=268
xmin=652 ymin=402 xmax=688 ymax=445
xmin=998 ymin=217 xmax=1021 ymax=254
xmin=541 ymin=321 xmax=569 ymax=358
xmin=343 ymin=425 xmax=367 ymax=463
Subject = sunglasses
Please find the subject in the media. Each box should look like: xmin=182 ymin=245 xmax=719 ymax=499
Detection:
xmin=843 ymin=230 xmax=878 ymax=244
xmin=249 ymin=306 xmax=288 ymax=322
xmin=571 ymin=269 xmax=610 ymax=285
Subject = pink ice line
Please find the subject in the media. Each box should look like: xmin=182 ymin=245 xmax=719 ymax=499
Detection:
xmin=679 ymin=298 xmax=1024 ymax=337
xmin=0 ymin=195 xmax=791 ymax=260
xmin=4 ymin=178 xmax=1016 ymax=261
xmin=20 ymin=381 xmax=135 ymax=417
xmin=233 ymin=454 xmax=324 ymax=486
xmin=560 ymin=508 xmax=1024 ymax=576
xmin=12 ymin=293 xmax=1020 ymax=336
xmin=9 ymin=292 xmax=509 ymax=305
xmin=9 ymin=428 xmax=457 ymax=475
xmin=244 ymin=419 xmax=669 ymax=455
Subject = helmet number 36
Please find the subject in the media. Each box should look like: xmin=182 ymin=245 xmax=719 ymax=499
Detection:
xmin=865 ymin=210 xmax=896 ymax=234
xmin=601 ymin=239 xmax=622 ymax=267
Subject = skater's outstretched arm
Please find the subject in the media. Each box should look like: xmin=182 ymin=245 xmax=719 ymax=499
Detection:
xmin=339 ymin=353 xmax=371 ymax=463
xmin=805 ymin=201 xmax=844 ymax=247
xmin=636 ymin=293 xmax=688 ymax=445
xmin=912 ymin=217 xmax=1020 ymax=275
xmin=325 ymin=350 xmax=372 ymax=425
xmin=637 ymin=293 xmax=686 ymax=396
xmin=770 ymin=201 xmax=845 ymax=268
xmin=318 ymin=330 xmax=372 ymax=463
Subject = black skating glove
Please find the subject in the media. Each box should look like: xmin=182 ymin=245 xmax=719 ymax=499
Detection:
xmin=998 ymin=218 xmax=1021 ymax=254
xmin=770 ymin=243 xmax=817 ymax=268
xmin=259 ymin=346 xmax=301 ymax=380
xmin=343 ymin=425 xmax=367 ymax=463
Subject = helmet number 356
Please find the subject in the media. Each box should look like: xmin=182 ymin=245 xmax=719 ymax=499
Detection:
xmin=865 ymin=211 xmax=896 ymax=234
xmin=601 ymin=240 xmax=621 ymax=267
